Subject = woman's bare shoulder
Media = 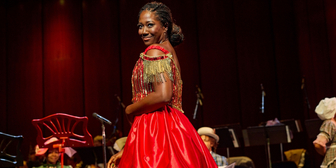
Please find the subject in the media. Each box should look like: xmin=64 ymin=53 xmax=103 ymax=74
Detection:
xmin=145 ymin=44 xmax=167 ymax=56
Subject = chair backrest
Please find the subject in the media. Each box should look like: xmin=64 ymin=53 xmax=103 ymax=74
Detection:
xmin=284 ymin=149 xmax=307 ymax=168
xmin=0 ymin=132 xmax=23 ymax=167
xmin=228 ymin=156 xmax=255 ymax=168
xmin=32 ymin=113 xmax=93 ymax=149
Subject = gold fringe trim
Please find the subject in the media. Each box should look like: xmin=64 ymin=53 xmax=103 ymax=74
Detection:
xmin=141 ymin=53 xmax=174 ymax=83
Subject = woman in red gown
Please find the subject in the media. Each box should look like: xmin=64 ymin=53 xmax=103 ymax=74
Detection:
xmin=108 ymin=2 xmax=217 ymax=168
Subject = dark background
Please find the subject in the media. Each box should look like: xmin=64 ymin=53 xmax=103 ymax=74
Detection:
xmin=1 ymin=0 xmax=335 ymax=167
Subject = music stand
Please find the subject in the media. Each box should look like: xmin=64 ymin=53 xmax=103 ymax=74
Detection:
xmin=214 ymin=127 xmax=239 ymax=159
xmin=243 ymin=124 xmax=291 ymax=146
xmin=304 ymin=118 xmax=323 ymax=139
xmin=278 ymin=119 xmax=303 ymax=161
xmin=213 ymin=123 xmax=243 ymax=144
xmin=243 ymin=124 xmax=291 ymax=167
xmin=280 ymin=119 xmax=303 ymax=133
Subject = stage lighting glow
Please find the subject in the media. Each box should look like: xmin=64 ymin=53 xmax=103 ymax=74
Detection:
xmin=60 ymin=0 xmax=65 ymax=5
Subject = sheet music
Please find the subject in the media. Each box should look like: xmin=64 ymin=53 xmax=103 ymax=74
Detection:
xmin=285 ymin=125 xmax=291 ymax=143
xmin=295 ymin=120 xmax=301 ymax=132
xmin=228 ymin=129 xmax=239 ymax=148
xmin=219 ymin=162 xmax=235 ymax=168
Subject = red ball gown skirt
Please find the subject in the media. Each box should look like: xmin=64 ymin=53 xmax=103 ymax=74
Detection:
xmin=118 ymin=105 xmax=218 ymax=168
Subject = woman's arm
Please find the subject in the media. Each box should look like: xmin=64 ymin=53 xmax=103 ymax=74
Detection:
xmin=313 ymin=134 xmax=328 ymax=156
xmin=126 ymin=72 xmax=173 ymax=116
xmin=125 ymin=48 xmax=173 ymax=118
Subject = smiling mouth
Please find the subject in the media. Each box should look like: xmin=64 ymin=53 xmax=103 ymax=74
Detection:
xmin=142 ymin=36 xmax=152 ymax=41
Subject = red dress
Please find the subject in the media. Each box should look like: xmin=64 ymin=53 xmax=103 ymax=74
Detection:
xmin=118 ymin=46 xmax=217 ymax=168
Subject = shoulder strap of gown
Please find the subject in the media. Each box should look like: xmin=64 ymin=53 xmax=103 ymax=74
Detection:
xmin=141 ymin=45 xmax=174 ymax=83
xmin=144 ymin=45 xmax=170 ymax=55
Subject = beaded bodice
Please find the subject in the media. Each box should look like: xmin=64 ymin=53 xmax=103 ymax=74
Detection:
xmin=131 ymin=46 xmax=183 ymax=112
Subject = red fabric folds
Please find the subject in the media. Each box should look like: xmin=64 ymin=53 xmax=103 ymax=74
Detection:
xmin=118 ymin=106 xmax=217 ymax=168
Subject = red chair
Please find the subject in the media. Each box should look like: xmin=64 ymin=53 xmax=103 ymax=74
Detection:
xmin=32 ymin=113 xmax=93 ymax=168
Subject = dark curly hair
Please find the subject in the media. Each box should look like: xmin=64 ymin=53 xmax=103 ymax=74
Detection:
xmin=138 ymin=1 xmax=184 ymax=47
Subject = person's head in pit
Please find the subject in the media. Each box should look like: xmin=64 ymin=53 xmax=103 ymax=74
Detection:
xmin=45 ymin=148 xmax=60 ymax=165
xmin=35 ymin=144 xmax=61 ymax=165
xmin=93 ymin=135 xmax=103 ymax=147
xmin=198 ymin=127 xmax=219 ymax=152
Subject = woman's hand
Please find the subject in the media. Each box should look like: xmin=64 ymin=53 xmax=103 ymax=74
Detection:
xmin=108 ymin=149 xmax=124 ymax=168
xmin=314 ymin=143 xmax=326 ymax=156
xmin=125 ymin=105 xmax=134 ymax=125
xmin=125 ymin=105 xmax=131 ymax=115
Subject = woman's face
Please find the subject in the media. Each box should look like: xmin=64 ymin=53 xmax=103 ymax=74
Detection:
xmin=47 ymin=149 xmax=60 ymax=165
xmin=138 ymin=10 xmax=166 ymax=46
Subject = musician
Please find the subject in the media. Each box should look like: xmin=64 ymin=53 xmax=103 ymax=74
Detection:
xmin=93 ymin=135 xmax=103 ymax=147
xmin=313 ymin=97 xmax=336 ymax=168
xmin=33 ymin=148 xmax=72 ymax=168
xmin=198 ymin=127 xmax=228 ymax=166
